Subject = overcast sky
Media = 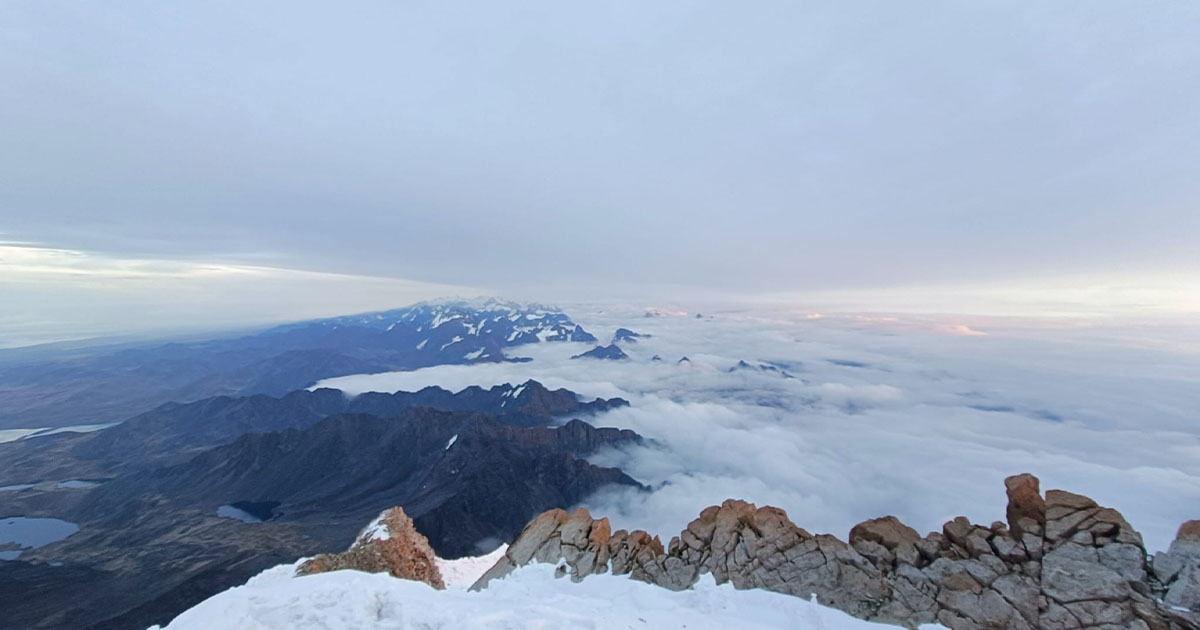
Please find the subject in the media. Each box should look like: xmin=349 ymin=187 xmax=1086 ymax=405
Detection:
xmin=2 ymin=1 xmax=1199 ymax=343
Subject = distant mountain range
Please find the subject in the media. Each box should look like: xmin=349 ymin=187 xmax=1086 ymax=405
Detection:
xmin=0 ymin=299 xmax=598 ymax=430
xmin=0 ymin=379 xmax=641 ymax=630
xmin=0 ymin=301 xmax=651 ymax=628
xmin=0 ymin=379 xmax=628 ymax=483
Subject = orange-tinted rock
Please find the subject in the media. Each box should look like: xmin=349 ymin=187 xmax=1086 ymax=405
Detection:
xmin=508 ymin=508 xmax=568 ymax=565
xmin=851 ymin=516 xmax=921 ymax=550
xmin=1004 ymin=473 xmax=1045 ymax=534
xmin=1178 ymin=520 xmax=1200 ymax=542
xmin=850 ymin=516 xmax=921 ymax=566
xmin=298 ymin=507 xmax=444 ymax=589
xmin=470 ymin=474 xmax=1195 ymax=630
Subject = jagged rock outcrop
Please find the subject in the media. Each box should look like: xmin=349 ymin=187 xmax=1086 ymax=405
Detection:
xmin=612 ymin=328 xmax=650 ymax=344
xmin=473 ymin=474 xmax=1200 ymax=630
xmin=571 ymin=344 xmax=630 ymax=360
xmin=474 ymin=501 xmax=889 ymax=617
xmin=563 ymin=324 xmax=600 ymax=343
xmin=298 ymin=507 xmax=445 ymax=589
xmin=1156 ymin=521 xmax=1200 ymax=615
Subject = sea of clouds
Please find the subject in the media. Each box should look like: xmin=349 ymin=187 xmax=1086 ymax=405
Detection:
xmin=316 ymin=304 xmax=1200 ymax=552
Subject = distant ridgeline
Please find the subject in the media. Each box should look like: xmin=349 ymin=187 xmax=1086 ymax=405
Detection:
xmin=0 ymin=379 xmax=639 ymax=630
xmin=0 ymin=299 xmax=599 ymax=430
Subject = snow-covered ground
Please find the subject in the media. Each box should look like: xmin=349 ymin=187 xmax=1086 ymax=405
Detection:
xmin=153 ymin=558 xmax=945 ymax=630
xmin=436 ymin=544 xmax=507 ymax=589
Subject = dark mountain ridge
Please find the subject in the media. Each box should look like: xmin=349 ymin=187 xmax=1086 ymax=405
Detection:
xmin=73 ymin=410 xmax=644 ymax=549
xmin=0 ymin=379 xmax=627 ymax=486
xmin=0 ymin=300 xmax=598 ymax=430
xmin=1 ymin=381 xmax=643 ymax=630
xmin=572 ymin=344 xmax=630 ymax=360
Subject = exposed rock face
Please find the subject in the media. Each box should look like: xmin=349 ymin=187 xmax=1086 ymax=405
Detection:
xmin=1155 ymin=521 xmax=1200 ymax=615
xmin=298 ymin=507 xmax=444 ymax=589
xmin=474 ymin=475 xmax=1200 ymax=630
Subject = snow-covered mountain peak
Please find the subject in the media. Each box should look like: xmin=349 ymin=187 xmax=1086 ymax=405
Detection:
xmin=263 ymin=300 xmax=598 ymax=365
xmin=413 ymin=296 xmax=562 ymax=315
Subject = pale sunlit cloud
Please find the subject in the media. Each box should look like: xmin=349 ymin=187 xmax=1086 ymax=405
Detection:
xmin=756 ymin=271 xmax=1200 ymax=318
xmin=0 ymin=244 xmax=477 ymax=348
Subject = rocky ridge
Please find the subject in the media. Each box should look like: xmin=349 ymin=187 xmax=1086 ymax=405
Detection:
xmin=612 ymin=328 xmax=650 ymax=344
xmin=472 ymin=474 xmax=1200 ymax=630
xmin=571 ymin=344 xmax=630 ymax=361
xmin=298 ymin=507 xmax=444 ymax=589
xmin=0 ymin=379 xmax=627 ymax=485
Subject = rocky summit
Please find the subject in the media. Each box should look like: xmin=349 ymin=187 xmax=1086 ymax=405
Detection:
xmin=298 ymin=507 xmax=444 ymax=589
xmin=473 ymin=474 xmax=1200 ymax=630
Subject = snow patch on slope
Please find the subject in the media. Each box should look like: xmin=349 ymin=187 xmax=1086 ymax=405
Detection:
xmin=435 ymin=544 xmax=506 ymax=589
xmin=359 ymin=511 xmax=392 ymax=543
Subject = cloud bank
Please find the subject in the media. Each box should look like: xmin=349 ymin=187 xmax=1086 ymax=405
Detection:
xmin=316 ymin=305 xmax=1200 ymax=552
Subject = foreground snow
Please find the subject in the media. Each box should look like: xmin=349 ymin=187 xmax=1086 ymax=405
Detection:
xmin=154 ymin=558 xmax=945 ymax=630
xmin=435 ymin=544 xmax=507 ymax=589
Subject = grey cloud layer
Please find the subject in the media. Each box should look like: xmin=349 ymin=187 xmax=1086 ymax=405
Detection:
xmin=316 ymin=306 xmax=1200 ymax=553
xmin=2 ymin=1 xmax=1199 ymax=296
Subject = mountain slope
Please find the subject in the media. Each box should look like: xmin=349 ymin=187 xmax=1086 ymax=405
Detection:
xmin=0 ymin=300 xmax=597 ymax=430
xmin=0 ymin=379 xmax=627 ymax=486
xmin=5 ymin=401 xmax=643 ymax=630
xmin=75 ymin=410 xmax=644 ymax=555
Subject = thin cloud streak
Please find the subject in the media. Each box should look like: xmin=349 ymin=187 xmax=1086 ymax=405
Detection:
xmin=0 ymin=245 xmax=477 ymax=348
